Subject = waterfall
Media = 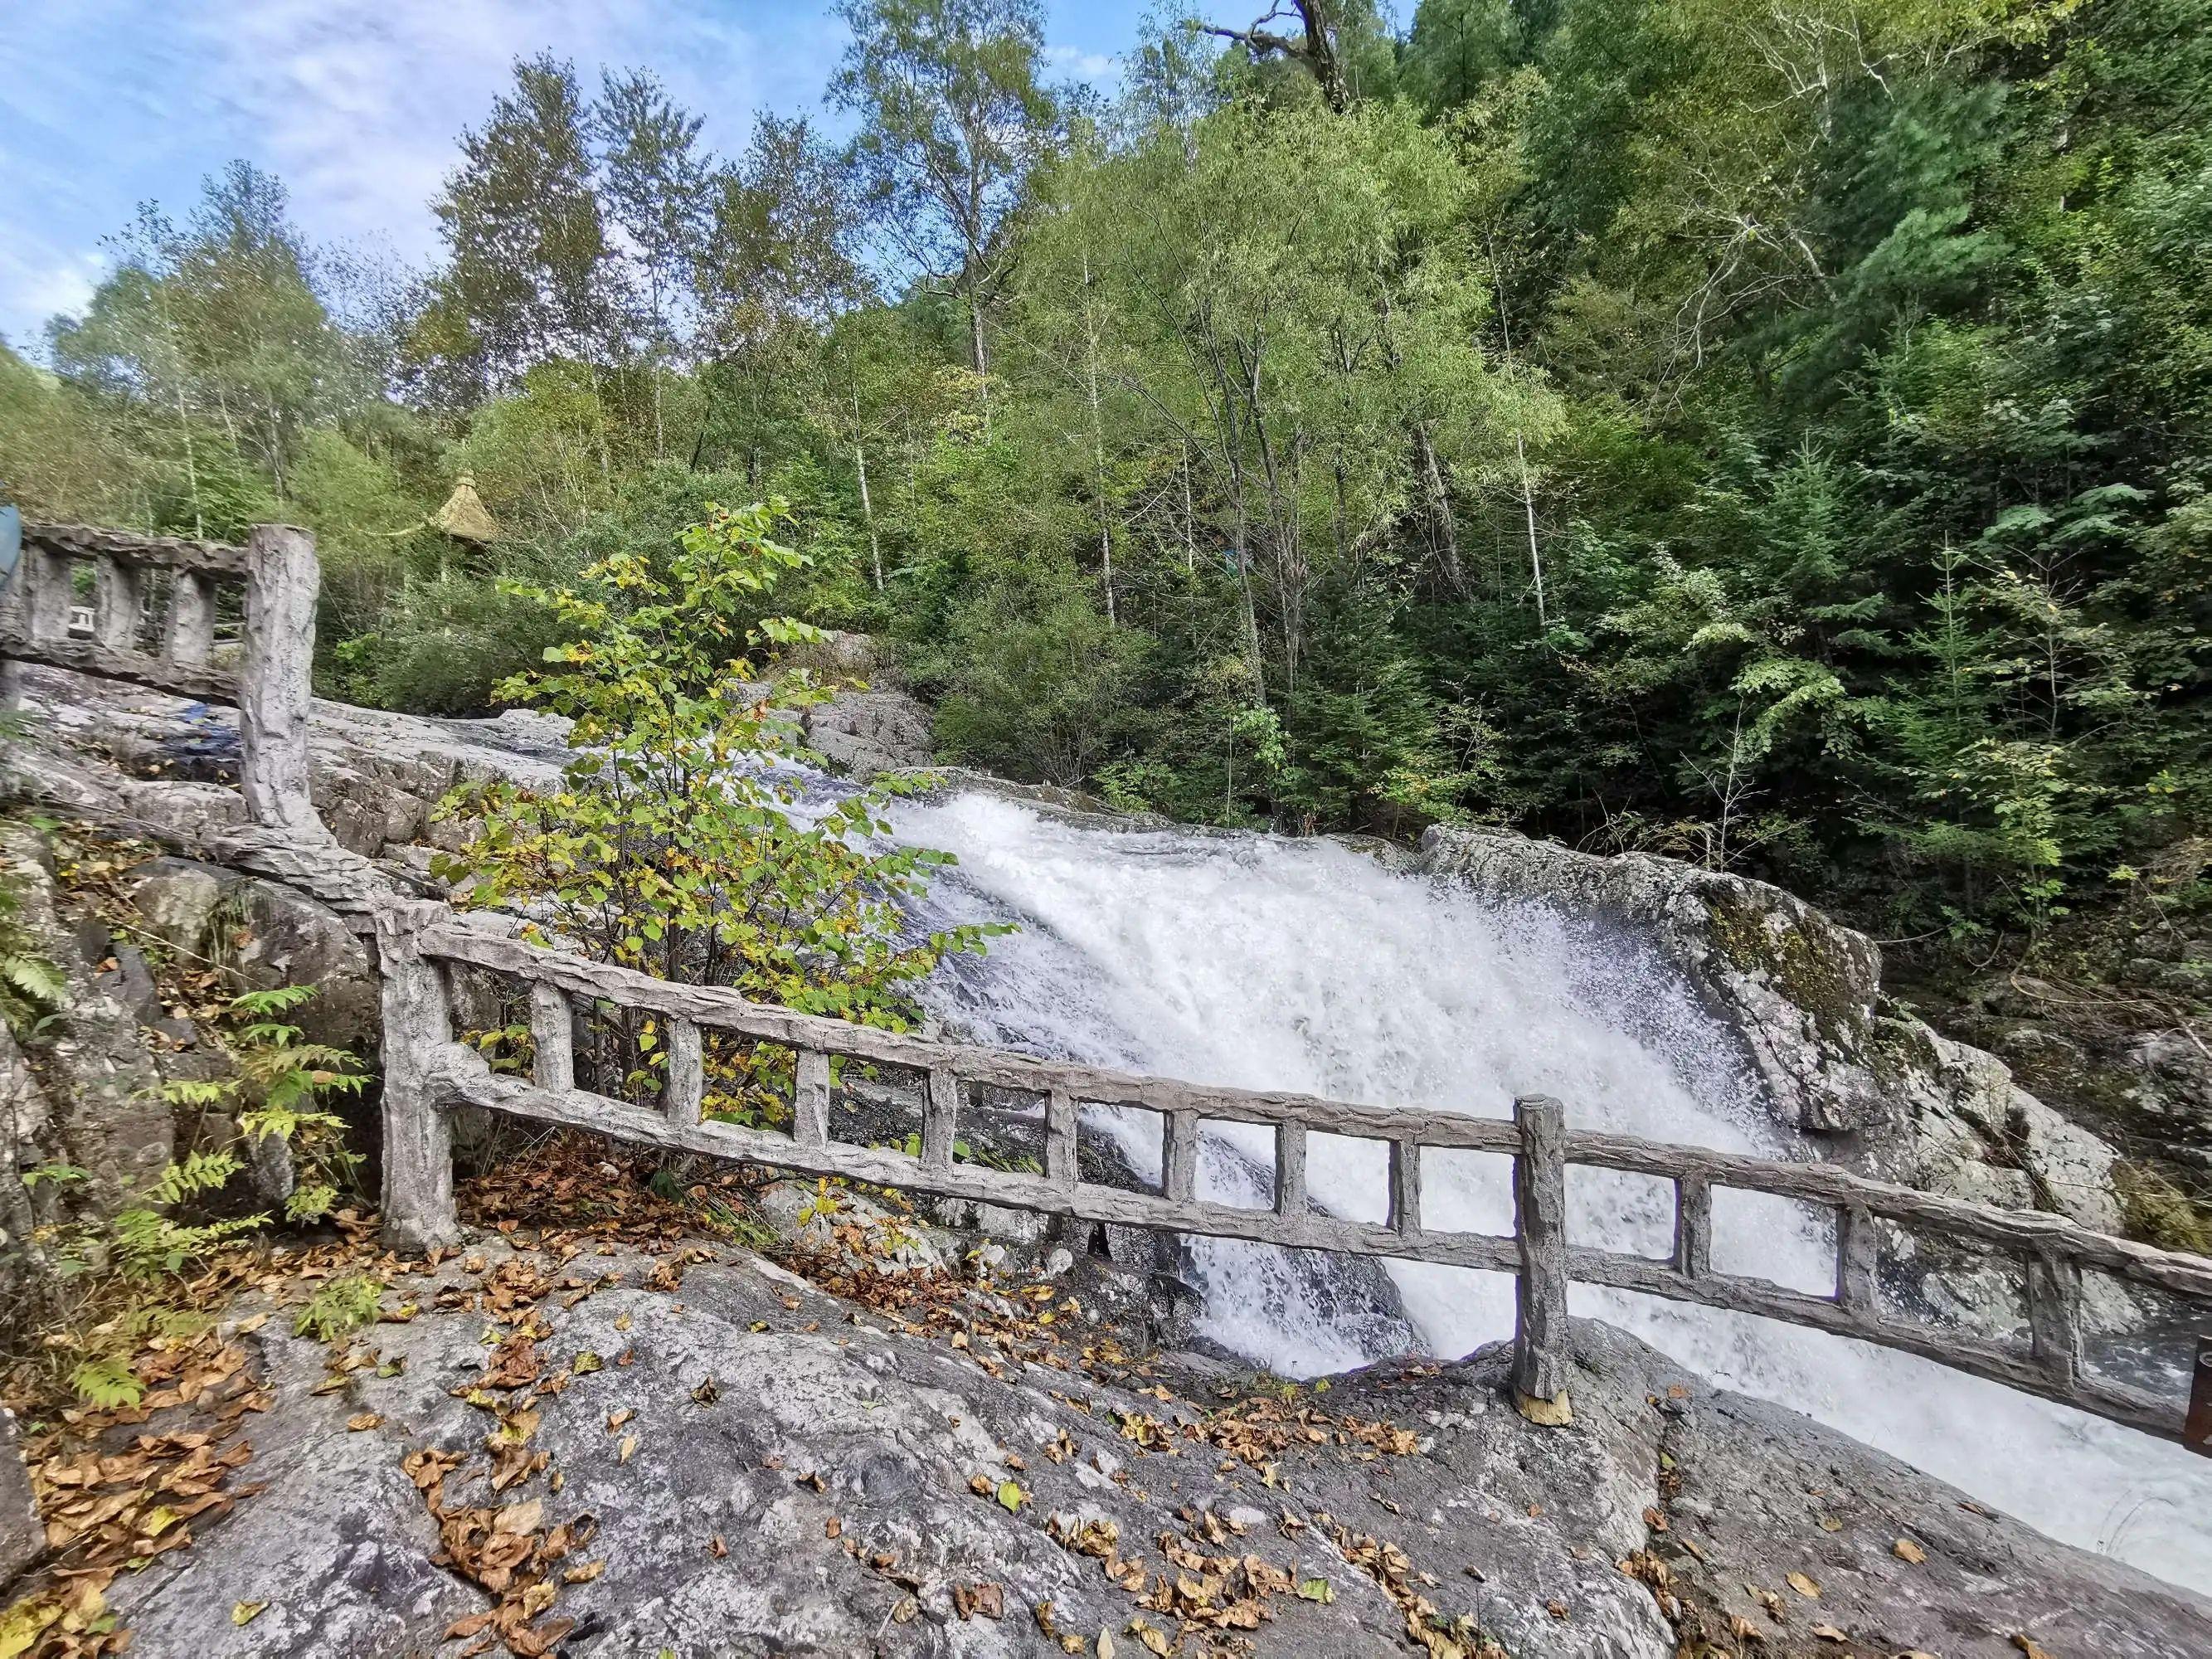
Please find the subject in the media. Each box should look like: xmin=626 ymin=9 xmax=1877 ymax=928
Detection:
xmin=891 ymin=788 xmax=2212 ymax=1593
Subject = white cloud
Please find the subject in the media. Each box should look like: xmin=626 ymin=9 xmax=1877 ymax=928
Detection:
xmin=0 ymin=245 xmax=103 ymax=351
xmin=0 ymin=0 xmax=851 ymax=343
xmin=1046 ymin=42 xmax=1121 ymax=85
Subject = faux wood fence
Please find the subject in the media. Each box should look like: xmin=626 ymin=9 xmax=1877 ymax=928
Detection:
xmin=0 ymin=521 xmax=324 ymax=837
xmin=376 ymin=900 xmax=2212 ymax=1449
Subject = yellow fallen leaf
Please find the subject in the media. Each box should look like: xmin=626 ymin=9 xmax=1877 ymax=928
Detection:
xmin=564 ymin=1560 xmax=606 ymax=1584
xmin=1894 ymin=1536 xmax=1927 ymax=1564
xmin=235 ymin=1313 xmax=270 ymax=1335
xmin=231 ymin=1601 xmax=269 ymax=1626
xmin=140 ymin=1505 xmax=182 ymax=1537
xmin=1786 ymin=1571 xmax=1821 ymax=1599
xmin=347 ymin=1413 xmax=382 ymax=1433
xmin=620 ymin=1434 xmax=639 ymax=1463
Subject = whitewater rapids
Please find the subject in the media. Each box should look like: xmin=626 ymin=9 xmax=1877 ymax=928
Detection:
xmin=889 ymin=789 xmax=2212 ymax=1593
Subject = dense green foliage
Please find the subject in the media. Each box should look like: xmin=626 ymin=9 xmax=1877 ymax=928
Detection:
xmin=8 ymin=0 xmax=2207 ymax=954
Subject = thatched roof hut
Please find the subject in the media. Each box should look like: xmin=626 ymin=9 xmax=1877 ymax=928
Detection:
xmin=433 ymin=473 xmax=501 ymax=546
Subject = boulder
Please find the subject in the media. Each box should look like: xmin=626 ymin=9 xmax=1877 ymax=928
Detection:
xmin=0 ymin=826 xmax=170 ymax=1208
xmin=226 ymin=878 xmax=379 ymax=1053
xmin=801 ymin=690 xmax=937 ymax=780
xmin=86 ymin=1244 xmax=2212 ymax=1658
xmin=1419 ymin=827 xmax=2123 ymax=1232
xmin=0 ymin=1406 xmax=38 ymax=1585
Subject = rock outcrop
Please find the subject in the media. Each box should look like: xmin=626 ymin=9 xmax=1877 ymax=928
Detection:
xmin=1417 ymin=827 xmax=2125 ymax=1233
xmin=60 ymin=1237 xmax=2212 ymax=1659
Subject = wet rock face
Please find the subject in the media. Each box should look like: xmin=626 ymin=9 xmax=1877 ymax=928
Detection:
xmin=76 ymin=1245 xmax=2210 ymax=1659
xmin=1417 ymin=827 xmax=2123 ymax=1232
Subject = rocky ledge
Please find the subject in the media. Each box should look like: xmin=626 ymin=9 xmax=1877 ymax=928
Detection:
xmin=1417 ymin=828 xmax=2127 ymax=1237
xmin=9 ymin=1211 xmax=2206 ymax=1659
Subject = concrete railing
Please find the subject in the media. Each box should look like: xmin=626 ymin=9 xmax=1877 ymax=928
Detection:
xmin=375 ymin=900 xmax=2212 ymax=1449
xmin=0 ymin=521 xmax=324 ymax=838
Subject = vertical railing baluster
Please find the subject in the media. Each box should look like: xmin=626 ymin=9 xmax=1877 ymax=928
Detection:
xmin=240 ymin=524 xmax=326 ymax=839
xmin=167 ymin=569 xmax=216 ymax=666
xmin=664 ymin=1015 xmax=702 ymax=1126
xmin=1835 ymin=1203 xmax=1879 ymax=1317
xmin=2027 ymin=1249 xmax=2084 ymax=1392
xmin=529 ymin=982 xmax=573 ymax=1092
xmin=923 ymin=1068 xmax=960 ymax=1170
xmin=94 ymin=554 xmax=142 ymax=654
xmin=1044 ymin=1088 xmax=1078 ymax=1190
xmin=1390 ymin=1140 xmax=1423 ymax=1238
xmin=375 ymin=899 xmax=461 ymax=1253
xmin=793 ymin=1049 xmax=830 ymax=1146
xmin=24 ymin=540 xmax=71 ymax=645
xmin=1274 ymin=1121 xmax=1307 ymax=1218
xmin=1673 ymin=1173 xmax=1711 ymax=1280
xmin=1163 ymin=1109 xmax=1199 ymax=1204
xmin=1512 ymin=1095 xmax=1572 ymax=1421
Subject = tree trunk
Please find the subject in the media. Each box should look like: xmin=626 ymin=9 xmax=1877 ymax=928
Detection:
xmin=1416 ymin=422 xmax=1464 ymax=594
xmin=1082 ymin=251 xmax=1115 ymax=625
xmin=856 ymin=441 xmax=883 ymax=594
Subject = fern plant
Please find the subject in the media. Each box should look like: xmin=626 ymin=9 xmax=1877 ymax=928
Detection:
xmin=29 ymin=985 xmax=375 ymax=1408
xmin=0 ymin=861 xmax=63 ymax=1038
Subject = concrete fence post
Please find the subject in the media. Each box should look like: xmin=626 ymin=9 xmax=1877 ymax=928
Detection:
xmin=1513 ymin=1093 xmax=1573 ymax=1423
xmin=241 ymin=523 xmax=327 ymax=839
xmin=376 ymin=900 xmax=463 ymax=1253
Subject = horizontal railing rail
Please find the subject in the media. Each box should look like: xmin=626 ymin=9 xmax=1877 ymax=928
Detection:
xmin=374 ymin=901 xmax=2212 ymax=1451
xmin=1 ymin=522 xmax=325 ymax=837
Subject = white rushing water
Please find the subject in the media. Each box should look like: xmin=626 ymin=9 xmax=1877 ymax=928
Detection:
xmin=890 ymin=790 xmax=2212 ymax=1592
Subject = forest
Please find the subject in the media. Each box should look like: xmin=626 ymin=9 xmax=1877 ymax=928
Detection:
xmin=2 ymin=0 xmax=2206 ymax=971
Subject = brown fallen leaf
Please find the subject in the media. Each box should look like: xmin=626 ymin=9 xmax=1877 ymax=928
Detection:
xmin=2013 ymin=1637 xmax=2058 ymax=1659
xmin=1810 ymin=1623 xmax=1850 ymax=1642
xmin=618 ymin=1434 xmax=639 ymax=1463
xmin=1786 ymin=1570 xmax=1821 ymax=1599
xmin=951 ymin=1582 xmax=1005 ymax=1621
xmin=710 ymin=1535 xmax=728 ymax=1558
xmin=346 ymin=1413 xmax=382 ymax=1433
xmin=1894 ymin=1536 xmax=1928 ymax=1564
xmin=564 ymin=1559 xmax=606 ymax=1584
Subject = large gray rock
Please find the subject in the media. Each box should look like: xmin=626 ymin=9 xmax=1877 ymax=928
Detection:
xmin=0 ymin=1405 xmax=38 ymax=1586
xmin=1418 ymin=827 xmax=2123 ymax=1232
xmin=802 ymin=690 xmax=936 ymax=780
xmin=0 ymin=825 xmax=171 ymax=1209
xmin=122 ymin=856 xmax=378 ymax=1053
xmin=88 ymin=1243 xmax=2210 ymax=1658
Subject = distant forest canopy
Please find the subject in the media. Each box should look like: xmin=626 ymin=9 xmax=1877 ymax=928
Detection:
xmin=2 ymin=0 xmax=2207 ymax=953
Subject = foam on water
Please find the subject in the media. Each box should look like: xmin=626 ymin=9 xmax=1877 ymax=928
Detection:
xmin=892 ymin=791 xmax=2212 ymax=1591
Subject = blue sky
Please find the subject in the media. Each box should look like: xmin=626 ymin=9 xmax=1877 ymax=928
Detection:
xmin=0 ymin=1 xmax=1145 ymax=352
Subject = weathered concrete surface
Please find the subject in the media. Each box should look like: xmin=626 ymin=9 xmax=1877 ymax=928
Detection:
xmin=67 ymin=1242 xmax=2210 ymax=1659
xmin=1418 ymin=827 xmax=2126 ymax=1234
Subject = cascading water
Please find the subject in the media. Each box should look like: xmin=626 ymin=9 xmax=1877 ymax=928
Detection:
xmin=887 ymin=788 xmax=2212 ymax=1593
